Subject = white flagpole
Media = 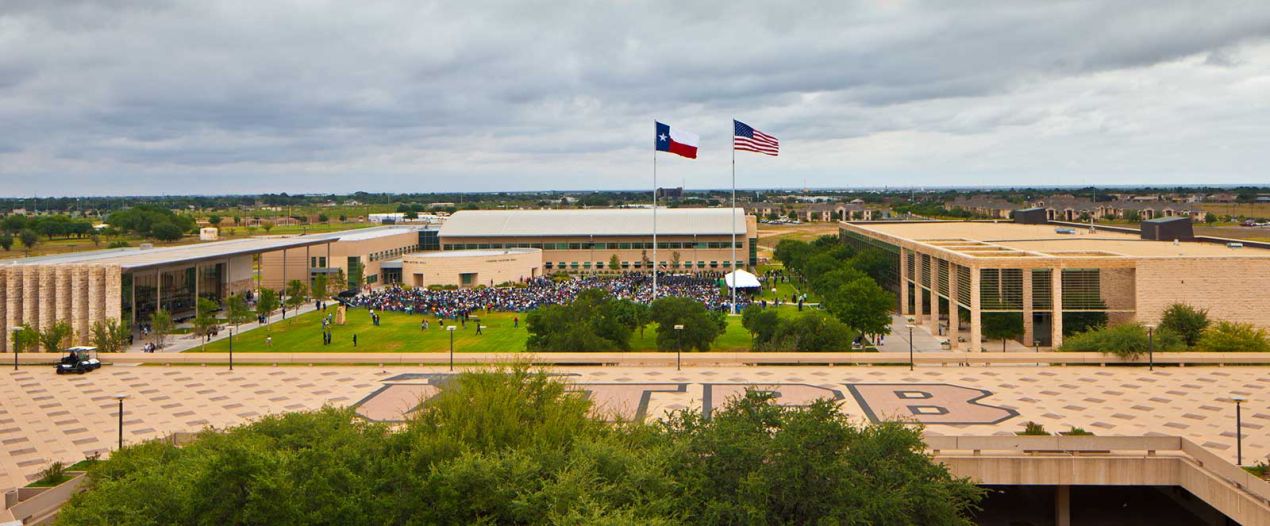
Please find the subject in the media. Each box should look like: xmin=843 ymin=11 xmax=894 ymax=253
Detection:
xmin=652 ymin=120 xmax=658 ymax=299
xmin=730 ymin=120 xmax=738 ymax=315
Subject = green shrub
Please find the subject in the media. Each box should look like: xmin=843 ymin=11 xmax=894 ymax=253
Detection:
xmin=1019 ymin=421 xmax=1049 ymax=436
xmin=1062 ymin=426 xmax=1093 ymax=436
xmin=1159 ymin=303 xmax=1210 ymax=347
xmin=1060 ymin=323 xmax=1184 ymax=359
xmin=1197 ymin=321 xmax=1270 ymax=352
xmin=32 ymin=461 xmax=69 ymax=487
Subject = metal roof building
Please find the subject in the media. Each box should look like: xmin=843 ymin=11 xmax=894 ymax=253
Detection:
xmin=440 ymin=208 xmax=749 ymax=237
xmin=438 ymin=208 xmax=758 ymax=275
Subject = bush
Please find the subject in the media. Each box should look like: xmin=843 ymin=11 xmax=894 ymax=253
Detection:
xmin=58 ymin=368 xmax=985 ymax=525
xmin=1018 ymin=421 xmax=1049 ymax=436
xmin=1197 ymin=321 xmax=1270 ymax=352
xmin=758 ymin=311 xmax=858 ymax=352
xmin=1159 ymin=303 xmax=1210 ymax=347
xmin=1060 ymin=323 xmax=1185 ymax=359
xmin=33 ymin=461 xmax=69 ymax=487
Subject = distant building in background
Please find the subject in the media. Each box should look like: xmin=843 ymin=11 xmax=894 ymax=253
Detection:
xmin=655 ymin=187 xmax=683 ymax=200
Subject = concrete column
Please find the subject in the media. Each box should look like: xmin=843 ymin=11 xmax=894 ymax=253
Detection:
xmin=105 ymin=266 xmax=122 ymax=324
xmin=5 ymin=269 xmax=21 ymax=352
xmin=914 ymin=253 xmax=925 ymax=324
xmin=928 ymin=258 xmax=940 ymax=337
xmin=1022 ymin=269 xmax=1034 ymax=347
xmin=0 ymin=269 xmax=7 ymax=353
xmin=71 ymin=266 xmax=89 ymax=345
xmin=1051 ymin=267 xmax=1064 ymax=349
xmin=898 ymin=248 xmax=910 ymax=316
xmin=948 ymin=263 xmax=960 ymax=350
xmin=56 ymin=267 xmax=72 ymax=327
xmin=38 ymin=267 xmax=56 ymax=334
xmin=1055 ymin=485 xmax=1071 ymax=526
xmin=969 ymin=266 xmax=982 ymax=352
xmin=22 ymin=267 xmax=39 ymax=330
xmin=87 ymin=267 xmax=105 ymax=332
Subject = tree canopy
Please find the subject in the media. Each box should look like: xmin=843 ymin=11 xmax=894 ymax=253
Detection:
xmin=525 ymin=289 xmax=633 ymax=351
xmin=1159 ymin=303 xmax=1210 ymax=347
xmin=58 ymin=368 xmax=984 ymax=525
xmin=648 ymin=296 xmax=727 ymax=352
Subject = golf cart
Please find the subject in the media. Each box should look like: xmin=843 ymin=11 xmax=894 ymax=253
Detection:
xmin=56 ymin=346 xmax=102 ymax=375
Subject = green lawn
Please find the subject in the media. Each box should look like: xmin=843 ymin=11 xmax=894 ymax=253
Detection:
xmin=196 ymin=306 xmax=789 ymax=353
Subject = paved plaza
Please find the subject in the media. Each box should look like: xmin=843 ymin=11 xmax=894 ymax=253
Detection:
xmin=2 ymin=364 xmax=1267 ymax=492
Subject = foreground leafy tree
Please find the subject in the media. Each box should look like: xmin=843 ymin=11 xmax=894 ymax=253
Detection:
xmin=823 ymin=277 xmax=893 ymax=338
xmin=664 ymin=390 xmax=983 ymax=525
xmin=59 ymin=368 xmax=984 ymax=525
xmin=89 ymin=318 xmax=130 ymax=353
xmin=1159 ymin=303 xmax=1210 ymax=347
xmin=982 ymin=312 xmax=1024 ymax=351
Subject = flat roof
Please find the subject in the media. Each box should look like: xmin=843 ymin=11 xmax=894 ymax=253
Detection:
xmin=440 ymin=208 xmax=747 ymax=238
xmin=2 ymin=236 xmax=332 ymax=271
xmin=847 ymin=221 xmax=1270 ymax=259
xmin=302 ymin=225 xmax=426 ymax=242
xmin=404 ymin=248 xmax=540 ymax=259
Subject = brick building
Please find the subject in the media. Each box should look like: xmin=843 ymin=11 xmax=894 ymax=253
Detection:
xmin=840 ymin=220 xmax=1270 ymax=351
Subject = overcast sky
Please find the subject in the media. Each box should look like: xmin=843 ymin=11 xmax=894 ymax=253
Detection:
xmin=2 ymin=1 xmax=1269 ymax=197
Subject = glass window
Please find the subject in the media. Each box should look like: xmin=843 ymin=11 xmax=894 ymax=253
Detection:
xmin=569 ymin=243 xmax=582 ymax=250
xmin=709 ymin=261 xmax=719 ymax=268
xmin=619 ymin=243 xmax=632 ymax=250
xmin=544 ymin=262 xmax=554 ymax=269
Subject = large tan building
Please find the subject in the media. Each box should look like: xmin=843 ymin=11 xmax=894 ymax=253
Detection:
xmin=840 ymin=220 xmax=1270 ymax=350
xmin=260 ymin=226 xmax=430 ymax=290
xmin=0 ymin=237 xmax=331 ymax=352
xmin=401 ymin=248 xmax=542 ymax=288
xmin=438 ymin=208 xmax=757 ymax=273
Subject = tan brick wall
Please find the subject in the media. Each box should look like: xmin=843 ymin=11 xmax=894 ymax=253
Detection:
xmin=22 ymin=267 xmax=38 ymax=331
xmin=1135 ymin=258 xmax=1270 ymax=328
xmin=39 ymin=267 xmax=56 ymax=333
xmin=1100 ymin=267 xmax=1136 ymax=311
xmin=71 ymin=266 xmax=89 ymax=345
xmin=0 ymin=269 xmax=7 ymax=352
xmin=402 ymin=250 xmax=541 ymax=288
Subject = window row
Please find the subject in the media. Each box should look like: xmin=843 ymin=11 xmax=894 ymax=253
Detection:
xmin=444 ymin=241 xmax=743 ymax=251
xmin=368 ymin=244 xmax=420 ymax=262
xmin=543 ymin=260 xmax=744 ymax=270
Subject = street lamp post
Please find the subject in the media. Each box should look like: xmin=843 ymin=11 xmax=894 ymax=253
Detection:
xmin=113 ymin=394 xmax=129 ymax=450
xmin=1145 ymin=323 xmax=1155 ymax=371
xmin=1231 ymin=395 xmax=1246 ymax=465
xmin=673 ymin=324 xmax=684 ymax=371
xmin=447 ymin=326 xmax=457 ymax=372
xmin=905 ymin=322 xmax=915 ymax=371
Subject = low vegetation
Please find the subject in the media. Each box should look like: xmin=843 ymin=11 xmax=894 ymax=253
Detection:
xmin=1060 ymin=323 xmax=1185 ymax=358
xmin=57 ymin=368 xmax=984 ymax=525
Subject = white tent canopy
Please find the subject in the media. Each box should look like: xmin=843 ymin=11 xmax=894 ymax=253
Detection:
xmin=724 ymin=269 xmax=761 ymax=289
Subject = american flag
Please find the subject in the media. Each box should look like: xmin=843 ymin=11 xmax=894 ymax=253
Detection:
xmin=733 ymin=120 xmax=779 ymax=156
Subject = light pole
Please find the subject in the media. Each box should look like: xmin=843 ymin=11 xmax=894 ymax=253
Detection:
xmin=447 ymin=326 xmax=457 ymax=372
xmin=905 ymin=323 xmax=915 ymax=371
xmin=673 ymin=324 xmax=684 ymax=371
xmin=113 ymin=394 xmax=129 ymax=451
xmin=1231 ymin=395 xmax=1246 ymax=465
xmin=1144 ymin=323 xmax=1155 ymax=371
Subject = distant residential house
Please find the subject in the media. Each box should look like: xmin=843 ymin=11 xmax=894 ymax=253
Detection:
xmin=948 ymin=196 xmax=1015 ymax=219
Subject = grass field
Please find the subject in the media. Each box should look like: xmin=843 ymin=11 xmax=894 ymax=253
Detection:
xmin=195 ymin=306 xmax=793 ymax=353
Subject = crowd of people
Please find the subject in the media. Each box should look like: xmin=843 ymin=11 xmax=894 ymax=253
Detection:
xmin=346 ymin=273 xmax=749 ymax=318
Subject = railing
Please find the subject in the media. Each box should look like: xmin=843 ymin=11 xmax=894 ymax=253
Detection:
xmin=12 ymin=351 xmax=1270 ymax=367
xmin=925 ymin=435 xmax=1270 ymax=526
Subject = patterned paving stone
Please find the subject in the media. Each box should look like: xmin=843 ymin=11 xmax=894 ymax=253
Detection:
xmin=1 ymin=365 xmax=1266 ymax=494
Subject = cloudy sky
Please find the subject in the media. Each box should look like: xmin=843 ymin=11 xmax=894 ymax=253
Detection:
xmin=2 ymin=0 xmax=1269 ymax=196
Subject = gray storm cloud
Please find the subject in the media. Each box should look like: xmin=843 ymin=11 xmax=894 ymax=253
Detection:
xmin=1 ymin=0 xmax=1268 ymax=195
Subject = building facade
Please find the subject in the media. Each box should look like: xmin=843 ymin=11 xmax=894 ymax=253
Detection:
xmin=438 ymin=208 xmax=758 ymax=273
xmin=401 ymin=248 xmax=542 ymax=288
xmin=840 ymin=220 xmax=1270 ymax=351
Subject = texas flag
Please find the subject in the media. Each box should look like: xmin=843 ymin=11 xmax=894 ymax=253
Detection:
xmin=655 ymin=121 xmax=698 ymax=159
